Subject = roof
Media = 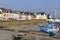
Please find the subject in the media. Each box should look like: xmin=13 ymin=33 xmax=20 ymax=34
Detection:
xmin=0 ymin=8 xmax=15 ymax=13
xmin=19 ymin=11 xmax=34 ymax=15
xmin=0 ymin=8 xmax=8 ymax=11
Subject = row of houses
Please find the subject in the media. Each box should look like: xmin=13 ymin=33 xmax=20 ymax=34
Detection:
xmin=0 ymin=8 xmax=52 ymax=20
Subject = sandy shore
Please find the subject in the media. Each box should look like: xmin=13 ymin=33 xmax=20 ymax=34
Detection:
xmin=0 ymin=25 xmax=60 ymax=40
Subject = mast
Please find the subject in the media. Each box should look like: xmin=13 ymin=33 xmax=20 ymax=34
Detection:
xmin=54 ymin=10 xmax=57 ymax=21
xmin=54 ymin=3 xmax=57 ymax=21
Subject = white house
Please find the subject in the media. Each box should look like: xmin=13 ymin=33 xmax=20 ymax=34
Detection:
xmin=34 ymin=13 xmax=41 ymax=19
xmin=27 ymin=15 xmax=32 ymax=20
xmin=0 ymin=8 xmax=52 ymax=20
xmin=20 ymin=15 xmax=27 ymax=20
xmin=13 ymin=14 xmax=20 ymax=20
xmin=19 ymin=12 xmax=32 ymax=20
xmin=40 ymin=14 xmax=47 ymax=19
xmin=34 ymin=12 xmax=47 ymax=19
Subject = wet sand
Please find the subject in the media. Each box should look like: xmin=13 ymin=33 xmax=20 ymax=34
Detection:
xmin=0 ymin=25 xmax=60 ymax=40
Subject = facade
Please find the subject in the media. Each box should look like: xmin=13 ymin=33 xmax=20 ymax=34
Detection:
xmin=27 ymin=15 xmax=32 ymax=20
xmin=19 ymin=12 xmax=33 ymax=20
xmin=0 ymin=8 xmax=20 ymax=20
xmin=0 ymin=8 xmax=52 ymax=20
xmin=19 ymin=12 xmax=27 ymax=20
xmin=33 ymin=12 xmax=47 ymax=19
xmin=13 ymin=14 xmax=20 ymax=20
xmin=2 ymin=13 xmax=14 ymax=20
xmin=40 ymin=14 xmax=47 ymax=19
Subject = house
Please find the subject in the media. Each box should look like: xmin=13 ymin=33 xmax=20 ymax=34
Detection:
xmin=24 ymin=12 xmax=33 ymax=20
xmin=18 ymin=11 xmax=48 ymax=20
xmin=19 ymin=11 xmax=27 ymax=20
xmin=0 ymin=8 xmax=52 ymax=20
xmin=33 ymin=12 xmax=47 ymax=19
xmin=2 ymin=13 xmax=20 ymax=20
xmin=0 ymin=8 xmax=18 ymax=20
xmin=0 ymin=8 xmax=8 ymax=13
xmin=13 ymin=13 xmax=20 ymax=20
xmin=18 ymin=11 xmax=34 ymax=20
xmin=2 ymin=13 xmax=14 ymax=20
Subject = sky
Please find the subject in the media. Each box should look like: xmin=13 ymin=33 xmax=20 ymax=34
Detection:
xmin=0 ymin=0 xmax=60 ymax=17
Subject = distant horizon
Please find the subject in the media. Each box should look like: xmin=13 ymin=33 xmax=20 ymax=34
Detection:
xmin=0 ymin=0 xmax=60 ymax=17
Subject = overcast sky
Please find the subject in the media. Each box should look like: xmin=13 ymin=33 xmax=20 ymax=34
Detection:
xmin=0 ymin=0 xmax=60 ymax=17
